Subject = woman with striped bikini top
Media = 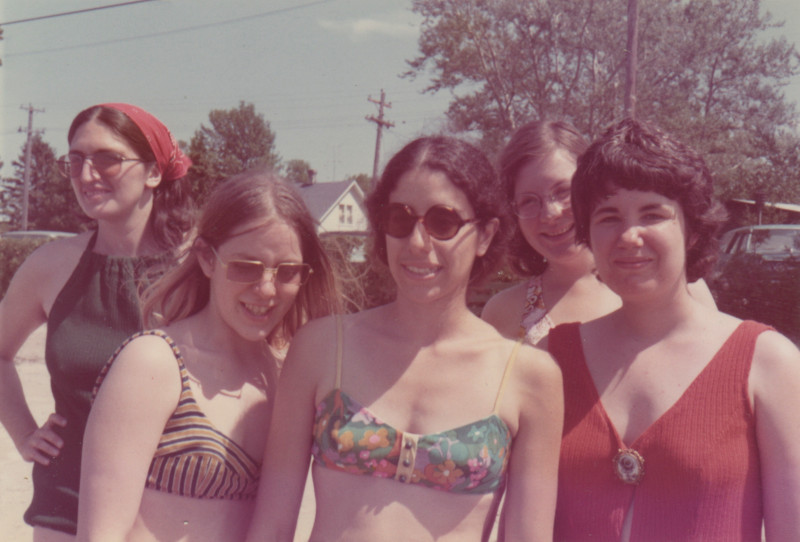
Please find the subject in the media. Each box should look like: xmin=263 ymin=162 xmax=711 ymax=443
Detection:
xmin=76 ymin=171 xmax=340 ymax=542
xmin=245 ymin=136 xmax=564 ymax=542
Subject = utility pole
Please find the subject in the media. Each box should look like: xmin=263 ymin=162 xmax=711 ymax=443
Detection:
xmin=624 ymin=0 xmax=639 ymax=119
xmin=366 ymin=89 xmax=394 ymax=189
xmin=18 ymin=104 xmax=45 ymax=231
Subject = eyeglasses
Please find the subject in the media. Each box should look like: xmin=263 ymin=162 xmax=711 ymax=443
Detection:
xmin=210 ymin=246 xmax=312 ymax=285
xmin=383 ymin=203 xmax=479 ymax=241
xmin=57 ymin=152 xmax=147 ymax=179
xmin=512 ymin=186 xmax=572 ymax=219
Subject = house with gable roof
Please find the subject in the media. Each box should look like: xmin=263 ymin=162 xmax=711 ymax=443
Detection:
xmin=296 ymin=178 xmax=368 ymax=236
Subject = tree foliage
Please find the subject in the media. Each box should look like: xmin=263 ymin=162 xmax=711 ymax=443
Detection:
xmin=405 ymin=0 xmax=800 ymax=203
xmin=186 ymin=101 xmax=281 ymax=205
xmin=285 ymin=159 xmax=314 ymax=185
xmin=0 ymin=134 xmax=86 ymax=231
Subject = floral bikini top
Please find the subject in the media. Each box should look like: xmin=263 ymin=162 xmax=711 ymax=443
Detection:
xmin=311 ymin=318 xmax=521 ymax=495
xmin=520 ymin=275 xmax=554 ymax=345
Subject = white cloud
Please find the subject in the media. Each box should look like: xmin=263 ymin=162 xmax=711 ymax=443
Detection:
xmin=318 ymin=17 xmax=418 ymax=40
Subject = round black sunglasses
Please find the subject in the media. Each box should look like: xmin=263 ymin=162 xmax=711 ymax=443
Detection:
xmin=383 ymin=203 xmax=479 ymax=241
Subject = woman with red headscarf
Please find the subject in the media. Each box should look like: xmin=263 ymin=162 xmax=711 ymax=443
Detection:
xmin=0 ymin=103 xmax=194 ymax=540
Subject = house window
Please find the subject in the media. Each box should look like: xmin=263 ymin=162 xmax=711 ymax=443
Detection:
xmin=346 ymin=205 xmax=353 ymax=224
xmin=339 ymin=204 xmax=345 ymax=224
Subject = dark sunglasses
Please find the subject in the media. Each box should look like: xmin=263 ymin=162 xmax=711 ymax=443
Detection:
xmin=210 ymin=246 xmax=312 ymax=285
xmin=383 ymin=203 xmax=479 ymax=241
xmin=57 ymin=151 xmax=147 ymax=179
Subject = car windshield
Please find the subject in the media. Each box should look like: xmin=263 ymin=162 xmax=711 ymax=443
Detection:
xmin=710 ymin=225 xmax=800 ymax=345
xmin=748 ymin=229 xmax=800 ymax=257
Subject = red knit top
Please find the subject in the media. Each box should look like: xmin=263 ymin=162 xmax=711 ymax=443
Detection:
xmin=549 ymin=320 xmax=768 ymax=542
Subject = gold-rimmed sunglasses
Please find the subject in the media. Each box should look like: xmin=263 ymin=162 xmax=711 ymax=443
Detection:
xmin=209 ymin=246 xmax=312 ymax=285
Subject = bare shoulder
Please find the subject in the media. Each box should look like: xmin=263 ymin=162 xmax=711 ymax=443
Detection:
xmin=751 ymin=328 xmax=800 ymax=382
xmin=93 ymin=331 xmax=183 ymax=424
xmin=290 ymin=313 xmax=340 ymax=355
xmin=481 ymin=280 xmax=527 ymax=338
xmin=14 ymin=232 xmax=92 ymax=305
xmin=0 ymin=232 xmax=93 ymax=357
xmin=109 ymin=331 xmax=182 ymax=381
xmin=501 ymin=338 xmax=563 ymax=412
xmin=499 ymin=340 xmax=563 ymax=435
xmin=281 ymin=314 xmax=341 ymax=396
xmin=23 ymin=231 xmax=91 ymax=270
xmin=513 ymin=342 xmax=562 ymax=392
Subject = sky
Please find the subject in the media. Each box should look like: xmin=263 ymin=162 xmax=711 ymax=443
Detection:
xmin=1 ymin=0 xmax=799 ymax=185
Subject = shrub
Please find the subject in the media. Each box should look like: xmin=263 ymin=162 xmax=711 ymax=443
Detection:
xmin=0 ymin=238 xmax=50 ymax=299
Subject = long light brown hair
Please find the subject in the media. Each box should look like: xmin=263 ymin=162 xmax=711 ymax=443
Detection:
xmin=141 ymin=168 xmax=341 ymax=347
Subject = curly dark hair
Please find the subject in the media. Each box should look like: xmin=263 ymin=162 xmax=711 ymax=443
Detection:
xmin=365 ymin=136 xmax=512 ymax=285
xmin=571 ymin=118 xmax=727 ymax=282
xmin=498 ymin=120 xmax=588 ymax=276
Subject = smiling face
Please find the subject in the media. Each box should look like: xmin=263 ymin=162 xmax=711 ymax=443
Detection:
xmin=386 ymin=167 xmax=496 ymax=306
xmin=200 ymin=219 xmax=304 ymax=343
xmin=67 ymin=119 xmax=161 ymax=224
xmin=589 ymin=188 xmax=690 ymax=301
xmin=513 ymin=149 xmax=588 ymax=266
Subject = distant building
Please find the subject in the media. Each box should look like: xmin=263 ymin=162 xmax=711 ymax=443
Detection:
xmin=296 ymin=179 xmax=368 ymax=236
xmin=726 ymin=198 xmax=800 ymax=226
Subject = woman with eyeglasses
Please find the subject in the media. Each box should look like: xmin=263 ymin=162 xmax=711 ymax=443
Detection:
xmin=482 ymin=120 xmax=714 ymax=346
xmin=245 ymin=136 xmax=563 ymax=542
xmin=481 ymin=120 xmax=620 ymax=345
xmin=0 ymin=103 xmax=193 ymax=540
xmin=76 ymin=169 xmax=340 ymax=541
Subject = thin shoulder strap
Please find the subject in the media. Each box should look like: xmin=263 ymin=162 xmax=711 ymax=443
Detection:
xmin=335 ymin=315 xmax=343 ymax=388
xmin=492 ymin=335 xmax=524 ymax=414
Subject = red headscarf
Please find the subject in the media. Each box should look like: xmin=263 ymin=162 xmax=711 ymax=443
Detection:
xmin=100 ymin=103 xmax=191 ymax=181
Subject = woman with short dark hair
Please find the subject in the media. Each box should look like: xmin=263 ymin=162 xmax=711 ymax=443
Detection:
xmin=550 ymin=119 xmax=800 ymax=541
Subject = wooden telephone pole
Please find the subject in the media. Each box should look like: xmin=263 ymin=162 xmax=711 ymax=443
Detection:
xmin=624 ymin=0 xmax=639 ymax=119
xmin=18 ymin=104 xmax=46 ymax=231
xmin=366 ymin=89 xmax=394 ymax=189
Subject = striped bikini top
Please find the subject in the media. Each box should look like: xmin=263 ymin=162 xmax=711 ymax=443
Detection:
xmin=94 ymin=330 xmax=260 ymax=500
xmin=311 ymin=317 xmax=520 ymax=495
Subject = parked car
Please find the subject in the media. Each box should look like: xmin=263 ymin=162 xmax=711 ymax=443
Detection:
xmin=0 ymin=230 xmax=77 ymax=241
xmin=708 ymin=225 xmax=800 ymax=343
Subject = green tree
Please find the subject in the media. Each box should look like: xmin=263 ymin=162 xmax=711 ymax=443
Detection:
xmin=186 ymin=101 xmax=281 ymax=205
xmin=406 ymin=0 xmax=800 ymax=202
xmin=285 ymin=159 xmax=314 ymax=185
xmin=0 ymin=134 xmax=85 ymax=231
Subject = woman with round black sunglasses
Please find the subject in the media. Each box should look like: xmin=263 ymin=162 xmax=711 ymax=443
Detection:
xmin=383 ymin=203 xmax=480 ymax=241
xmin=247 ymin=136 xmax=563 ymax=542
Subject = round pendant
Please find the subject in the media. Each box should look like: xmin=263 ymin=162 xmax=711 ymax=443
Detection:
xmin=613 ymin=448 xmax=645 ymax=485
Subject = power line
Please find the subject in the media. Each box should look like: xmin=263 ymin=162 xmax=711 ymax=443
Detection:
xmin=5 ymin=0 xmax=336 ymax=58
xmin=0 ymin=0 xmax=158 ymax=26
